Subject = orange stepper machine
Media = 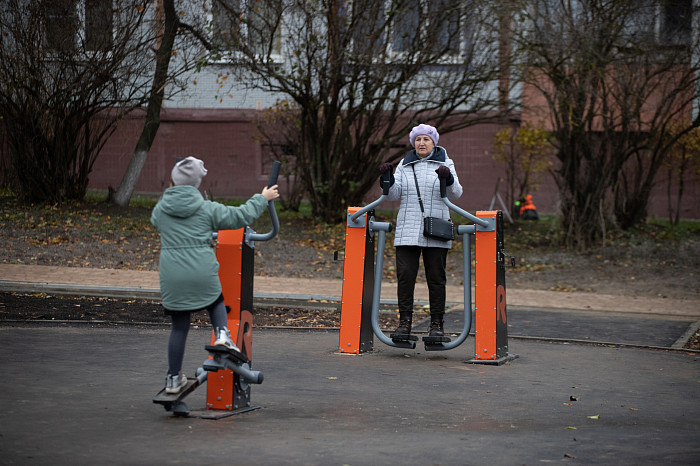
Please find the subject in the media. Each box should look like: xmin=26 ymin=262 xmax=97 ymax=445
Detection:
xmin=338 ymin=173 xmax=517 ymax=364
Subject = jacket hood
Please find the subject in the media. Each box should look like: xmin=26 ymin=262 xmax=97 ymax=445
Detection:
xmin=401 ymin=146 xmax=447 ymax=165
xmin=158 ymin=185 xmax=205 ymax=218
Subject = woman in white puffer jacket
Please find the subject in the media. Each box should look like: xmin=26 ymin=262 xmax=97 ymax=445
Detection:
xmin=379 ymin=124 xmax=463 ymax=341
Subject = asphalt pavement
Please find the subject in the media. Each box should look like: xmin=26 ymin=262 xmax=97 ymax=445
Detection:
xmin=0 ymin=264 xmax=699 ymax=465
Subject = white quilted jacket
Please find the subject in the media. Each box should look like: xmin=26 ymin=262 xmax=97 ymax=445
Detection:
xmin=387 ymin=146 xmax=463 ymax=248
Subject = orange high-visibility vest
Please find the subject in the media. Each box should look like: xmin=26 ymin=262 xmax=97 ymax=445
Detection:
xmin=520 ymin=194 xmax=536 ymax=216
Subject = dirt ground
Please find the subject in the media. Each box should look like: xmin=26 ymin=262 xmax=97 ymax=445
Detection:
xmin=0 ymin=291 xmax=395 ymax=329
xmin=2 ymin=198 xmax=698 ymax=301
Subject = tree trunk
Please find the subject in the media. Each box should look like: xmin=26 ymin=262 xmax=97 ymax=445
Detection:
xmin=110 ymin=0 xmax=177 ymax=207
xmin=673 ymin=152 xmax=688 ymax=226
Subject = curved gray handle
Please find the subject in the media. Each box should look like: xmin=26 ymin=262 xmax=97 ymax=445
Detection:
xmin=248 ymin=161 xmax=281 ymax=242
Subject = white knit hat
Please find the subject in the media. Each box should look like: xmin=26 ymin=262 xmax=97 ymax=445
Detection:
xmin=171 ymin=156 xmax=207 ymax=188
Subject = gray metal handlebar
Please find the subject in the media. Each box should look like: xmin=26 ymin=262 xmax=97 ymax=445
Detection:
xmin=349 ymin=170 xmax=392 ymax=223
xmin=349 ymin=194 xmax=388 ymax=224
xmin=440 ymin=178 xmax=490 ymax=229
xmin=247 ymin=160 xmax=281 ymax=242
xmin=211 ymin=161 xmax=281 ymax=244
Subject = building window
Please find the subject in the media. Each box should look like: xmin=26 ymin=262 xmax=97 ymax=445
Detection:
xmin=390 ymin=4 xmax=419 ymax=54
xmin=44 ymin=0 xmax=113 ymax=53
xmin=660 ymin=0 xmax=692 ymax=46
xmin=261 ymin=143 xmax=295 ymax=174
xmin=621 ymin=0 xmax=693 ymax=48
xmin=211 ymin=0 xmax=282 ymax=57
xmin=350 ymin=0 xmax=470 ymax=60
xmin=352 ymin=2 xmax=387 ymax=57
xmin=247 ymin=0 xmax=282 ymax=56
xmin=212 ymin=0 xmax=240 ymax=49
xmin=431 ymin=0 xmax=463 ymax=56
xmin=85 ymin=0 xmax=114 ymax=52
xmin=45 ymin=0 xmax=79 ymax=52
xmin=533 ymin=0 xmax=694 ymax=52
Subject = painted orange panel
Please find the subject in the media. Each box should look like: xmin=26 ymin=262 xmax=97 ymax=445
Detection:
xmin=206 ymin=228 xmax=244 ymax=410
xmin=339 ymin=208 xmax=367 ymax=354
xmin=474 ymin=211 xmax=497 ymax=360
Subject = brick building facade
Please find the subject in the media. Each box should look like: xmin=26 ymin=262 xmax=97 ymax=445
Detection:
xmin=88 ymin=108 xmax=698 ymax=219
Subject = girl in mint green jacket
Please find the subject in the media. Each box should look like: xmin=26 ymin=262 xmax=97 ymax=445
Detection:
xmin=151 ymin=156 xmax=279 ymax=394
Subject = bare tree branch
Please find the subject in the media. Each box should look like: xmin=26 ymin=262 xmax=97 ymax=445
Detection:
xmin=207 ymin=0 xmax=515 ymax=221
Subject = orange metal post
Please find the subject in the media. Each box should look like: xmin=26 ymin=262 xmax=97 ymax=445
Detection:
xmin=207 ymin=228 xmax=244 ymax=410
xmin=472 ymin=211 xmax=515 ymax=364
xmin=338 ymin=207 xmax=375 ymax=354
xmin=474 ymin=211 xmax=498 ymax=361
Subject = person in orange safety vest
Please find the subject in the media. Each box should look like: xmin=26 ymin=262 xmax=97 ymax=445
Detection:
xmin=518 ymin=194 xmax=538 ymax=220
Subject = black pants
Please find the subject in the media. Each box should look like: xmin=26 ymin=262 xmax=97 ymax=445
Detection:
xmin=167 ymin=295 xmax=228 ymax=376
xmin=396 ymin=246 xmax=448 ymax=315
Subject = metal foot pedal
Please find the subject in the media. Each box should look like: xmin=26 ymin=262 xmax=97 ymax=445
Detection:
xmin=152 ymin=378 xmax=201 ymax=416
xmin=204 ymin=345 xmax=263 ymax=385
xmin=390 ymin=334 xmax=418 ymax=343
xmin=205 ymin=345 xmax=249 ymax=365
xmin=423 ymin=335 xmax=452 ymax=343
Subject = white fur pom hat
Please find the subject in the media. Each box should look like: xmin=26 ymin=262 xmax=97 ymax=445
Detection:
xmin=171 ymin=156 xmax=207 ymax=188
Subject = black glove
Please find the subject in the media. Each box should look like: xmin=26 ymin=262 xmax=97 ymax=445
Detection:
xmin=435 ymin=166 xmax=454 ymax=186
xmin=435 ymin=166 xmax=450 ymax=178
xmin=379 ymin=163 xmax=395 ymax=189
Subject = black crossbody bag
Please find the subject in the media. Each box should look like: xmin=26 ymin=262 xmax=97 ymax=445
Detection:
xmin=412 ymin=166 xmax=454 ymax=241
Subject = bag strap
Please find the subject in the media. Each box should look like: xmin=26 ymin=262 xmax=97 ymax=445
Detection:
xmin=411 ymin=165 xmax=425 ymax=214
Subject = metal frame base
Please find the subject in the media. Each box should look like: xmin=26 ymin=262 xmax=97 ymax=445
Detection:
xmin=187 ymin=406 xmax=260 ymax=420
xmin=466 ymin=353 xmax=519 ymax=366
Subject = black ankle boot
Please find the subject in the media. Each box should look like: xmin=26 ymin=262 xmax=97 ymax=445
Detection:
xmin=428 ymin=314 xmax=445 ymax=337
xmin=391 ymin=312 xmax=413 ymax=339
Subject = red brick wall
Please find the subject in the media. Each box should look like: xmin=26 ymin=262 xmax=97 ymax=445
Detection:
xmin=90 ymin=109 xmax=273 ymax=199
xmin=87 ymin=108 xmax=699 ymax=219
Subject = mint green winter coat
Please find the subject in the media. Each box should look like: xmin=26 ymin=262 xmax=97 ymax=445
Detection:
xmin=150 ymin=185 xmax=268 ymax=311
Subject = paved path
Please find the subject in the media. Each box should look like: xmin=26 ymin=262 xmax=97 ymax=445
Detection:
xmin=2 ymin=263 xmax=699 ymax=318
xmin=2 ymin=262 xmax=699 ymax=350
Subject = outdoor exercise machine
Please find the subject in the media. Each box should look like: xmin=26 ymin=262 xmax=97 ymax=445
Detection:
xmin=338 ymin=171 xmax=518 ymax=364
xmin=153 ymin=161 xmax=281 ymax=417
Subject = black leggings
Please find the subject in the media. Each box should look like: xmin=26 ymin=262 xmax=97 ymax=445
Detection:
xmin=396 ymin=246 xmax=448 ymax=315
xmin=167 ymin=297 xmax=228 ymax=376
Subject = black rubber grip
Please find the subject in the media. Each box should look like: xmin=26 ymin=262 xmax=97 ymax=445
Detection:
xmin=268 ymin=160 xmax=281 ymax=187
xmin=440 ymin=177 xmax=447 ymax=198
xmin=381 ymin=171 xmax=391 ymax=195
